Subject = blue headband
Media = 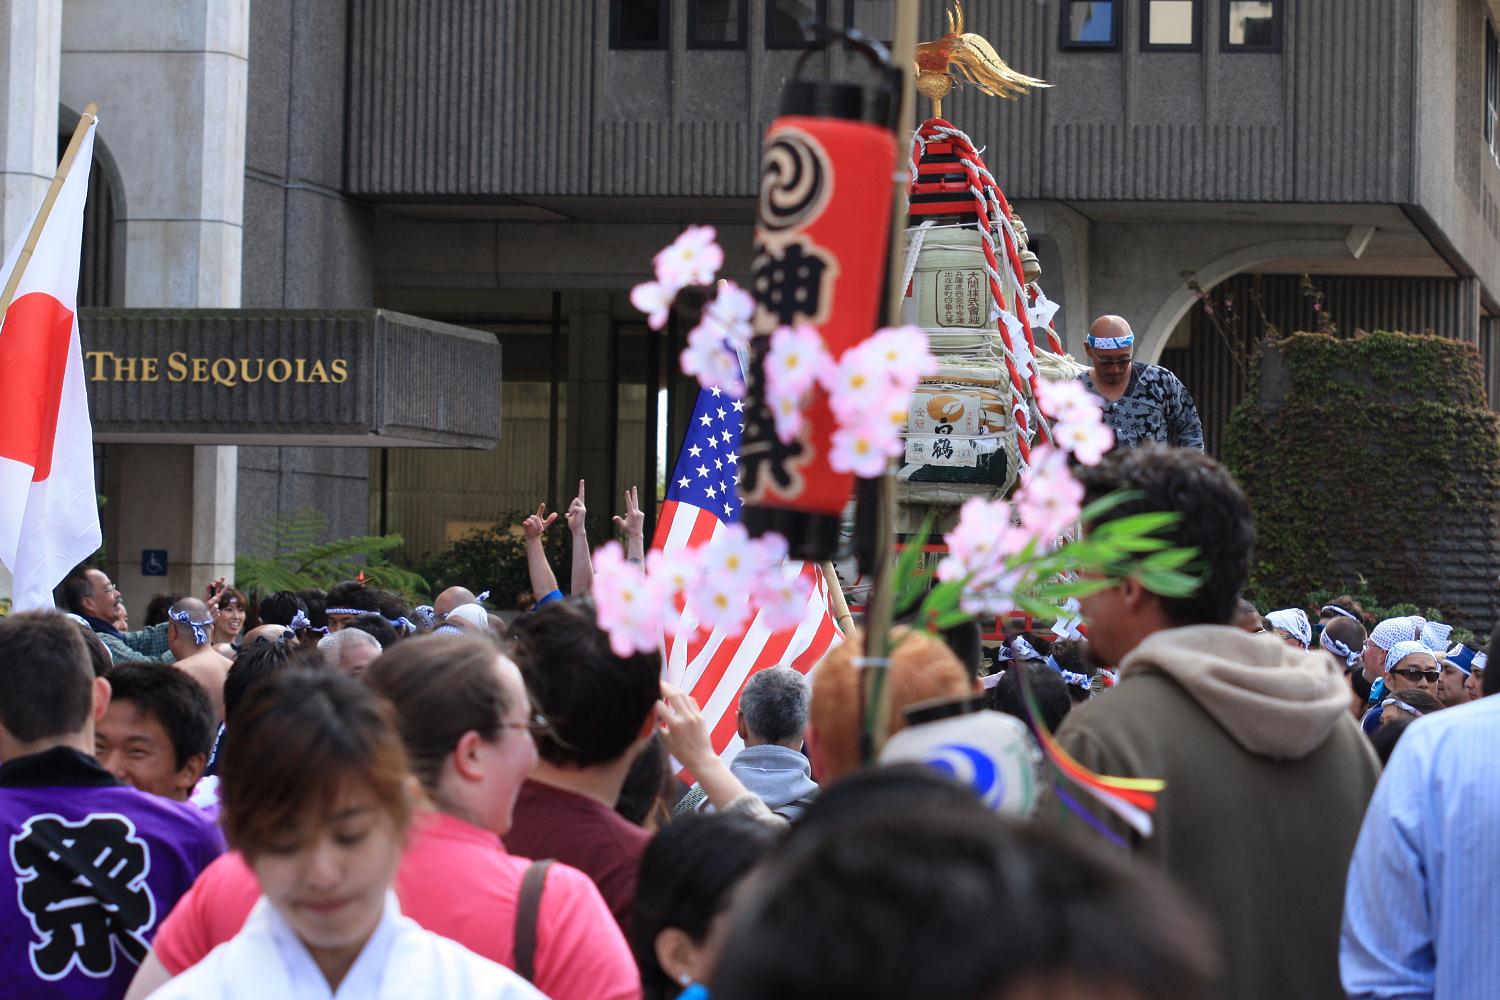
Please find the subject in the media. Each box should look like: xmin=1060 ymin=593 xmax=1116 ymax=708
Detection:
xmin=169 ymin=608 xmax=214 ymax=645
xmin=1086 ymin=333 xmax=1134 ymax=350
xmin=413 ymin=606 xmax=437 ymax=629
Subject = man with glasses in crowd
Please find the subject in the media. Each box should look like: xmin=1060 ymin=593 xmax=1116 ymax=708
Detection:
xmin=1077 ymin=315 xmax=1204 ymax=451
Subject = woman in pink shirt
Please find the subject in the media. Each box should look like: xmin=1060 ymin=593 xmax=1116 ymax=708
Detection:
xmin=127 ymin=636 xmax=640 ymax=1000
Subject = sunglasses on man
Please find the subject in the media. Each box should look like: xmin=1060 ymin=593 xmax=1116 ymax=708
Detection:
xmin=1390 ymin=667 xmax=1440 ymax=683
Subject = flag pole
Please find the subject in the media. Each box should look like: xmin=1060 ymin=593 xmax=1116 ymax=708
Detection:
xmin=821 ymin=561 xmax=856 ymax=634
xmin=859 ymin=0 xmax=920 ymax=758
xmin=0 ymin=103 xmax=98 ymax=318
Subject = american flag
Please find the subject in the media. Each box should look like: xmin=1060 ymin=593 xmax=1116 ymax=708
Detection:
xmin=653 ymin=384 xmax=842 ymax=759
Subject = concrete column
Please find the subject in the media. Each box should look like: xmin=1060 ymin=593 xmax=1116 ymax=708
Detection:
xmin=565 ymin=291 xmax=616 ymax=505
xmin=0 ymin=0 xmax=61 ymax=251
xmin=63 ymin=1 xmax=249 ymax=613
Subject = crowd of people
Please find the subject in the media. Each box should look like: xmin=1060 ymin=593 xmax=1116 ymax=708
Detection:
xmin=2 ymin=444 xmax=1498 ymax=999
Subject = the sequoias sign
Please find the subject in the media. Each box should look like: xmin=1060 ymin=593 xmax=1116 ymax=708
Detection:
xmin=85 ymin=351 xmax=349 ymax=386
xmin=78 ymin=308 xmax=501 ymax=448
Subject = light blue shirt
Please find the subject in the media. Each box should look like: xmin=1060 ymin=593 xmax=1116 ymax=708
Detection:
xmin=1341 ymin=695 xmax=1500 ymax=998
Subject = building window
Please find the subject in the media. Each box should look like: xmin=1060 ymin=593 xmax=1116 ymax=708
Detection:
xmin=690 ymin=0 xmax=747 ymax=47
xmin=1221 ymin=1 xmax=1280 ymax=52
xmin=843 ymin=0 xmax=893 ymax=47
xmin=767 ymin=0 xmax=826 ymax=49
xmin=1060 ymin=1 xmax=1120 ymax=50
xmin=611 ymin=0 xmax=669 ymax=49
xmin=1487 ymin=21 xmax=1499 ymax=161
xmin=1141 ymin=0 xmax=1199 ymax=51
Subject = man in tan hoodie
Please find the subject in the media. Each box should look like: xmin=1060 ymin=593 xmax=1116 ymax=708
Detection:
xmin=1049 ymin=446 xmax=1380 ymax=1000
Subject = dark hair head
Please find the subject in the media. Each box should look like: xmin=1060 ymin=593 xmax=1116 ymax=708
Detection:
xmin=615 ymin=732 xmax=674 ymax=828
xmin=217 ymin=586 xmax=247 ymax=611
xmin=788 ymin=764 xmax=988 ymax=844
xmin=1325 ymin=595 xmax=1368 ymax=623
xmin=1369 ymin=716 xmax=1414 ymax=765
xmin=738 ymin=666 xmax=811 ymax=745
xmin=363 ymin=635 xmax=512 ymax=793
xmin=350 ymin=613 xmax=399 ymax=649
xmin=75 ymin=623 xmax=113 ymax=678
xmin=634 ymin=812 xmax=777 ymax=1000
xmin=298 ymin=589 xmax=328 ymax=629
xmin=372 ymin=589 xmax=411 ymax=623
xmin=325 ymin=580 xmax=379 ymax=615
xmin=0 ymin=611 xmax=95 ymax=743
xmin=104 ymin=664 xmax=216 ymax=769
xmin=1076 ymin=445 xmax=1254 ymax=627
xmin=712 ymin=808 xmax=1217 ymax=1000
xmin=257 ymin=591 xmax=309 ymax=628
xmin=1324 ymin=616 xmax=1367 ymax=656
xmin=509 ymin=599 xmax=661 ymax=767
xmin=59 ymin=569 xmax=95 ymax=616
xmin=144 ymin=593 xmax=182 ymax=628
xmin=1389 ymin=689 xmax=1443 ymax=714
xmin=220 ymin=669 xmax=412 ymax=859
xmin=988 ymin=663 xmax=1072 ymax=732
xmin=223 ymin=639 xmax=324 ymax=723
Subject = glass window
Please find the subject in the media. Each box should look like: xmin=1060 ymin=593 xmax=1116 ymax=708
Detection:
xmin=1142 ymin=0 xmax=1198 ymax=50
xmin=690 ymin=0 xmax=745 ymax=47
xmin=1487 ymin=20 xmax=1499 ymax=161
xmin=1061 ymin=1 xmax=1118 ymax=49
xmin=768 ymin=0 xmax=826 ymax=49
xmin=1223 ymin=1 xmax=1279 ymax=51
xmin=612 ymin=0 xmax=669 ymax=49
xmin=844 ymin=0 xmax=893 ymax=47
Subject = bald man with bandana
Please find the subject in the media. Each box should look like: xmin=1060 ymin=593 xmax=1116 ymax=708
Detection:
xmin=1077 ymin=315 xmax=1204 ymax=451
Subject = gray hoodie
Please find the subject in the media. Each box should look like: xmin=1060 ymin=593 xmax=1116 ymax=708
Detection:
xmin=728 ymin=744 xmax=819 ymax=820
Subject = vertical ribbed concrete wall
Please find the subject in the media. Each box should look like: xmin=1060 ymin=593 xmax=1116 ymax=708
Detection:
xmin=345 ymin=0 xmax=1419 ymax=205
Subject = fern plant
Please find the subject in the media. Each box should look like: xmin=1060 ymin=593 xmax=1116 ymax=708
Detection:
xmin=235 ymin=508 xmax=428 ymax=600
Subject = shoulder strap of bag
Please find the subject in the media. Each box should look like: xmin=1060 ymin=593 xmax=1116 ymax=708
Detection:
xmin=514 ymin=858 xmax=553 ymax=983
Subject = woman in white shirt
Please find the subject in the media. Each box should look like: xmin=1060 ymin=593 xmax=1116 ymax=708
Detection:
xmin=150 ymin=668 xmax=545 ymax=1000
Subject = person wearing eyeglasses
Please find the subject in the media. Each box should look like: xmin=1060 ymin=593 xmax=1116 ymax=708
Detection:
xmin=1076 ymin=315 xmax=1204 ymax=452
xmin=1360 ymin=641 xmax=1441 ymax=735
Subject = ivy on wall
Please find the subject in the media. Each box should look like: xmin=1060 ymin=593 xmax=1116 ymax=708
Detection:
xmin=1224 ymin=331 xmax=1500 ymax=629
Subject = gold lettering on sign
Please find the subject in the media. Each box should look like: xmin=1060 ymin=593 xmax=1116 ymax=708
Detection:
xmin=83 ymin=353 xmax=354 ymax=386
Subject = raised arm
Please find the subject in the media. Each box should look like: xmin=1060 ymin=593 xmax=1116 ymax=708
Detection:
xmin=613 ymin=485 xmax=646 ymax=566
xmin=566 ymin=480 xmax=593 ymax=596
xmin=522 ymin=504 xmax=561 ymax=602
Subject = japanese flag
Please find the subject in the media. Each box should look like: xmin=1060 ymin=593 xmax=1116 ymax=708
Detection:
xmin=0 ymin=120 xmax=100 ymax=610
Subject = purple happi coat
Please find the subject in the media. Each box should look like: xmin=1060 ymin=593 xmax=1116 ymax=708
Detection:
xmin=1 ymin=747 xmax=224 ymax=999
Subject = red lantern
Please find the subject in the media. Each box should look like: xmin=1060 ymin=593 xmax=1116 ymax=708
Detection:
xmin=739 ymin=38 xmax=900 ymax=560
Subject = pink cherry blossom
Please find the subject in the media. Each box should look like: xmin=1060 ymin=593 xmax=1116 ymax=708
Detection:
xmin=937 ymin=496 xmax=1026 ymax=586
xmin=1053 ymin=417 xmax=1114 ymax=466
xmin=829 ymin=422 xmax=899 ymax=477
xmin=698 ymin=524 xmax=762 ymax=588
xmin=630 ymin=280 xmax=674 ymax=331
xmin=591 ymin=542 xmax=666 ymax=656
xmin=680 ymin=323 xmax=744 ymax=397
xmin=703 ymin=281 xmax=755 ymax=351
xmin=1034 ymin=378 xmax=1098 ymax=424
xmin=753 ymin=567 xmax=813 ymax=630
xmin=766 ymin=323 xmax=829 ymax=397
xmin=1015 ymin=456 xmax=1085 ymax=541
xmin=769 ymin=385 xmax=805 ymax=444
xmin=822 ymin=347 xmax=893 ymax=423
xmin=864 ymin=326 xmax=937 ymax=381
xmin=654 ymin=225 xmax=723 ymax=290
xmin=690 ymin=578 xmax=752 ymax=632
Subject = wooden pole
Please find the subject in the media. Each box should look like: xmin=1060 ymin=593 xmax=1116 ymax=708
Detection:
xmin=0 ymin=103 xmax=98 ymax=318
xmin=860 ymin=0 xmax=921 ymax=758
xmin=821 ymin=561 xmax=856 ymax=634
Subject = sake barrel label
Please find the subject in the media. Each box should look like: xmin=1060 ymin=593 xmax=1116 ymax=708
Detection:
xmin=936 ymin=269 xmax=986 ymax=327
xmin=906 ymin=434 xmax=981 ymax=468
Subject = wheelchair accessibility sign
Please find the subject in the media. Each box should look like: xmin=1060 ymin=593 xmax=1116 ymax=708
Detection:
xmin=141 ymin=550 xmax=168 ymax=576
